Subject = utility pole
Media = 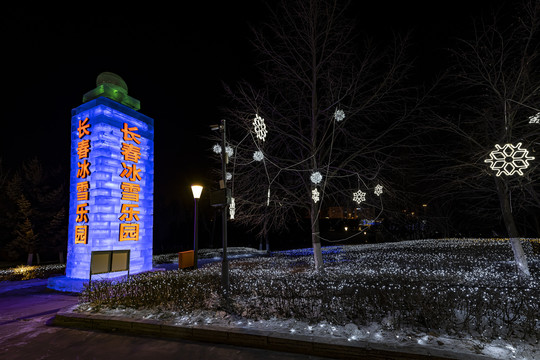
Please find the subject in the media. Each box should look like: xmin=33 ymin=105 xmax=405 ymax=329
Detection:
xmin=219 ymin=119 xmax=230 ymax=295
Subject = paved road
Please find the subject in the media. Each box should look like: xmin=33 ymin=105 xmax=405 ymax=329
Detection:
xmin=0 ymin=280 xmax=328 ymax=360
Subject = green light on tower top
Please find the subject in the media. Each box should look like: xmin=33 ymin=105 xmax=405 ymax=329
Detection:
xmin=82 ymin=72 xmax=140 ymax=111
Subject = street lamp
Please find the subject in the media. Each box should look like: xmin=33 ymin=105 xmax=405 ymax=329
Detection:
xmin=191 ymin=184 xmax=203 ymax=270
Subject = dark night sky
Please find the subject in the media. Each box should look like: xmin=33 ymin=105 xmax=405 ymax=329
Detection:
xmin=0 ymin=1 xmax=509 ymax=242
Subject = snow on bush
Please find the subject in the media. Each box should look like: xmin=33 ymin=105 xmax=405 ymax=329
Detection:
xmin=81 ymin=239 xmax=540 ymax=345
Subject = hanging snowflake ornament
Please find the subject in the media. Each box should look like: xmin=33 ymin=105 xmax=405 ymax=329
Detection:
xmin=310 ymin=171 xmax=323 ymax=185
xmin=253 ymin=114 xmax=268 ymax=142
xmin=353 ymin=190 xmax=366 ymax=204
xmin=312 ymin=188 xmax=320 ymax=203
xmin=334 ymin=108 xmax=345 ymax=122
xmin=528 ymin=112 xmax=540 ymax=124
xmin=226 ymin=172 xmax=232 ymax=181
xmin=484 ymin=142 xmax=535 ymax=176
xmin=229 ymin=197 xmax=235 ymax=219
xmin=374 ymin=184 xmax=383 ymax=196
xmin=213 ymin=144 xmax=233 ymax=157
xmin=253 ymin=150 xmax=264 ymax=161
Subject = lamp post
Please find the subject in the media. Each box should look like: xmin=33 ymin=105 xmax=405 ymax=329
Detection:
xmin=219 ymin=119 xmax=230 ymax=295
xmin=191 ymin=184 xmax=203 ymax=270
xmin=210 ymin=120 xmax=230 ymax=298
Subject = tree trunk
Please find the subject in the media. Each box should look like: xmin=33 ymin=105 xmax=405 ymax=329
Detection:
xmin=533 ymin=213 xmax=540 ymax=238
xmin=36 ymin=253 xmax=40 ymax=265
xmin=495 ymin=177 xmax=530 ymax=278
xmin=262 ymin=208 xmax=270 ymax=253
xmin=532 ymin=217 xmax=540 ymax=256
xmin=59 ymin=251 xmax=64 ymax=264
xmin=311 ymin=201 xmax=323 ymax=270
xmin=26 ymin=253 xmax=33 ymax=266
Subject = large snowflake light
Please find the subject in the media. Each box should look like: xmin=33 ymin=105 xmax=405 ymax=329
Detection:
xmin=253 ymin=114 xmax=268 ymax=142
xmin=310 ymin=171 xmax=323 ymax=185
xmin=484 ymin=142 xmax=535 ymax=176
xmin=353 ymin=190 xmax=366 ymax=204
xmin=374 ymin=184 xmax=383 ymax=196
xmin=253 ymin=150 xmax=264 ymax=161
xmin=312 ymin=188 xmax=320 ymax=203
xmin=334 ymin=109 xmax=345 ymax=122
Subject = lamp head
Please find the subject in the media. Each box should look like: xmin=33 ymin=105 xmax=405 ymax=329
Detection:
xmin=191 ymin=185 xmax=203 ymax=199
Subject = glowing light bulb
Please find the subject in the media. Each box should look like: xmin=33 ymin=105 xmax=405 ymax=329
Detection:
xmin=334 ymin=108 xmax=345 ymax=122
xmin=253 ymin=150 xmax=264 ymax=161
xmin=310 ymin=171 xmax=322 ymax=184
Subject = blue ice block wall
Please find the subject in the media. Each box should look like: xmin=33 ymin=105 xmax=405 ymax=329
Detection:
xmin=66 ymin=97 xmax=154 ymax=279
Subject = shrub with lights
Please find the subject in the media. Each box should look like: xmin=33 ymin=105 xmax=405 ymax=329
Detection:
xmin=81 ymin=238 xmax=540 ymax=342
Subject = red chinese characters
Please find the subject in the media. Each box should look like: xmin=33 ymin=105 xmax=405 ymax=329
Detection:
xmin=119 ymin=123 xmax=141 ymax=241
xmin=75 ymin=117 xmax=91 ymax=244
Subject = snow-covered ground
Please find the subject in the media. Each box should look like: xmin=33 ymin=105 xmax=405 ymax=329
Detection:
xmin=76 ymin=304 xmax=537 ymax=359
xmin=77 ymin=239 xmax=540 ymax=359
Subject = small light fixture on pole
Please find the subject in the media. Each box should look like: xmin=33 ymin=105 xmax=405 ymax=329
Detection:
xmin=191 ymin=184 xmax=203 ymax=270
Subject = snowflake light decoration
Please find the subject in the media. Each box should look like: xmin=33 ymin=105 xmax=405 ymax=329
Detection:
xmin=212 ymin=144 xmax=233 ymax=157
xmin=529 ymin=112 xmax=540 ymax=124
xmin=226 ymin=172 xmax=232 ymax=181
xmin=484 ymin=142 xmax=535 ymax=176
xmin=310 ymin=171 xmax=323 ymax=185
xmin=229 ymin=197 xmax=235 ymax=219
xmin=353 ymin=190 xmax=366 ymax=204
xmin=334 ymin=108 xmax=345 ymax=122
xmin=253 ymin=150 xmax=264 ymax=161
xmin=253 ymin=114 xmax=268 ymax=142
xmin=312 ymin=188 xmax=320 ymax=203
xmin=374 ymin=184 xmax=383 ymax=196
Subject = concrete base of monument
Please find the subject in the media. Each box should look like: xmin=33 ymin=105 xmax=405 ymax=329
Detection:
xmin=47 ymin=276 xmax=89 ymax=293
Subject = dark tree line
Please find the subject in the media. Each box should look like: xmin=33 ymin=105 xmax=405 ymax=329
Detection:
xmin=0 ymin=158 xmax=67 ymax=265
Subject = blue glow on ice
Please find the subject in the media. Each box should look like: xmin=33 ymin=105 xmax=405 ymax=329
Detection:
xmin=61 ymin=97 xmax=154 ymax=282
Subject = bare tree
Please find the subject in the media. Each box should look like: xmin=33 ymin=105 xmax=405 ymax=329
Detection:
xmin=219 ymin=0 xmax=419 ymax=270
xmin=426 ymin=0 xmax=540 ymax=278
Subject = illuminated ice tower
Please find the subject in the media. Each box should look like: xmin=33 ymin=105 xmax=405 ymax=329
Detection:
xmin=49 ymin=72 xmax=154 ymax=291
